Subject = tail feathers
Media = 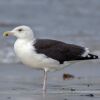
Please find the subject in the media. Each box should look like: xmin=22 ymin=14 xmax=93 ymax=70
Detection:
xmin=77 ymin=53 xmax=99 ymax=60
xmin=85 ymin=54 xmax=99 ymax=60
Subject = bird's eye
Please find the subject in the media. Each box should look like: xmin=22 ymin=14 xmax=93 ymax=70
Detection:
xmin=18 ymin=29 xmax=23 ymax=32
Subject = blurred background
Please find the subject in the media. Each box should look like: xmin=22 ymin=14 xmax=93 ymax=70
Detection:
xmin=0 ymin=0 xmax=100 ymax=64
xmin=0 ymin=0 xmax=100 ymax=99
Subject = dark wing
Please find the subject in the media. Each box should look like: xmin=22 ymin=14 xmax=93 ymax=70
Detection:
xmin=34 ymin=39 xmax=98 ymax=64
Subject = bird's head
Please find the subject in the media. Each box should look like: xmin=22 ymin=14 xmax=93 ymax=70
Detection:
xmin=3 ymin=25 xmax=34 ymax=40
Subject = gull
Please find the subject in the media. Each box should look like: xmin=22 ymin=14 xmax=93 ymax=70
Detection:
xmin=3 ymin=25 xmax=99 ymax=91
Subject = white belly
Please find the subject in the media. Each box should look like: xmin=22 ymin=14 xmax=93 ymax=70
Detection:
xmin=14 ymin=39 xmax=71 ymax=70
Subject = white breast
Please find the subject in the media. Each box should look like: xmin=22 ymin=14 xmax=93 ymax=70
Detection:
xmin=14 ymin=39 xmax=66 ymax=70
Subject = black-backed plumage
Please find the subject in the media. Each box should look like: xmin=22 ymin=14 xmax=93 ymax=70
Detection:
xmin=34 ymin=39 xmax=98 ymax=64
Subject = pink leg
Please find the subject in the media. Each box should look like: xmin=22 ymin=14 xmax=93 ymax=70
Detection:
xmin=43 ymin=68 xmax=48 ymax=91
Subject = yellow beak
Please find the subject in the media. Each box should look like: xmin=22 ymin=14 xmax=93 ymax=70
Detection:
xmin=3 ymin=31 xmax=13 ymax=37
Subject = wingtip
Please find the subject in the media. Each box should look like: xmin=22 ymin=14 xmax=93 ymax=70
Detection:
xmin=87 ymin=54 xmax=99 ymax=59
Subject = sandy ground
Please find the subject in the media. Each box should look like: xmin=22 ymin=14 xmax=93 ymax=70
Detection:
xmin=0 ymin=60 xmax=100 ymax=100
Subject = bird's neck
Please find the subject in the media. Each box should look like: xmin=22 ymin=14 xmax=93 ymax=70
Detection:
xmin=15 ymin=38 xmax=35 ymax=46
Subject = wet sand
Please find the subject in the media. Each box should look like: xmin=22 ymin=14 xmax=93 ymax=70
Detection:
xmin=0 ymin=61 xmax=100 ymax=100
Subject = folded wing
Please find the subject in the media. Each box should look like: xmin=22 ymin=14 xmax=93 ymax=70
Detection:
xmin=34 ymin=39 xmax=98 ymax=64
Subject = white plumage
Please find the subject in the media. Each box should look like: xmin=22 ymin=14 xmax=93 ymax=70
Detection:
xmin=14 ymin=38 xmax=63 ymax=70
